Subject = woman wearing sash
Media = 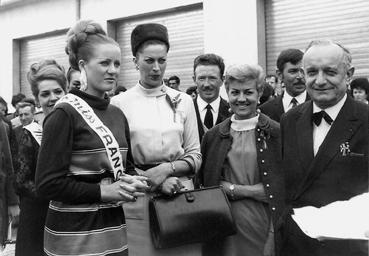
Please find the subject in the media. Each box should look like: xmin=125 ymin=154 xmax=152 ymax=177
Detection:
xmin=111 ymin=23 xmax=202 ymax=255
xmin=14 ymin=60 xmax=66 ymax=256
xmin=35 ymin=20 xmax=148 ymax=256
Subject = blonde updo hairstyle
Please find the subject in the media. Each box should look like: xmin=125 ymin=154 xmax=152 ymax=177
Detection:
xmin=65 ymin=20 xmax=119 ymax=70
xmin=27 ymin=59 xmax=67 ymax=99
xmin=224 ymin=64 xmax=265 ymax=93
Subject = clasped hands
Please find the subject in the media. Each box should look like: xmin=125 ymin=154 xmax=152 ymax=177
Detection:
xmin=136 ymin=163 xmax=184 ymax=195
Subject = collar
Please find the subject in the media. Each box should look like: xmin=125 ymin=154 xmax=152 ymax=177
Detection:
xmin=283 ymin=90 xmax=307 ymax=105
xmin=136 ymin=82 xmax=167 ymax=97
xmin=230 ymin=114 xmax=259 ymax=131
xmin=70 ymin=88 xmax=110 ymax=110
xmin=197 ymin=96 xmax=221 ymax=112
xmin=313 ymin=93 xmax=347 ymax=121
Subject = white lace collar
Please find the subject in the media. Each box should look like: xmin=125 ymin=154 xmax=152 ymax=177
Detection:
xmin=230 ymin=114 xmax=259 ymax=131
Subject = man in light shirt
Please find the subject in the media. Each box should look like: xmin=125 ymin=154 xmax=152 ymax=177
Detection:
xmin=279 ymin=40 xmax=368 ymax=256
xmin=260 ymin=48 xmax=309 ymax=122
xmin=192 ymin=53 xmax=230 ymax=142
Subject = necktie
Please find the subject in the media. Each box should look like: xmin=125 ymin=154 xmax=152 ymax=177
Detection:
xmin=312 ymin=111 xmax=333 ymax=126
xmin=204 ymin=104 xmax=213 ymax=129
xmin=291 ymin=98 xmax=298 ymax=108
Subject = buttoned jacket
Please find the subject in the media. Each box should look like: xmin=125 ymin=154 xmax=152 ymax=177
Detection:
xmin=280 ymin=96 xmax=368 ymax=256
xmin=195 ymin=113 xmax=285 ymax=254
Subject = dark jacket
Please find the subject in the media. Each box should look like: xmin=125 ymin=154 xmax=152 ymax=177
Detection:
xmin=196 ymin=113 xmax=285 ymax=256
xmin=280 ymin=96 xmax=368 ymax=256
xmin=0 ymin=121 xmax=18 ymax=245
xmin=259 ymin=92 xmax=310 ymax=123
xmin=193 ymin=97 xmax=231 ymax=142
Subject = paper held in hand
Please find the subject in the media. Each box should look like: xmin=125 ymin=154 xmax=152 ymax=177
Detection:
xmin=292 ymin=192 xmax=369 ymax=240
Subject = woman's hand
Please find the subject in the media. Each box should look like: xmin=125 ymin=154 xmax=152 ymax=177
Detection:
xmin=160 ymin=177 xmax=184 ymax=195
xmin=142 ymin=163 xmax=172 ymax=191
xmin=100 ymin=175 xmax=149 ymax=203
xmin=246 ymin=183 xmax=268 ymax=203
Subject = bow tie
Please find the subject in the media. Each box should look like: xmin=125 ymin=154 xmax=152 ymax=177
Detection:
xmin=312 ymin=111 xmax=333 ymax=126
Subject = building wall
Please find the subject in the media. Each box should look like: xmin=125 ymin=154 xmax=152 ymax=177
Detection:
xmin=0 ymin=0 xmax=264 ymax=109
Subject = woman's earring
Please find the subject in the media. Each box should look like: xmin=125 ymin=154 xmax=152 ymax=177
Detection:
xmin=228 ymin=107 xmax=233 ymax=114
xmin=135 ymin=64 xmax=139 ymax=71
xmin=79 ymin=68 xmax=88 ymax=91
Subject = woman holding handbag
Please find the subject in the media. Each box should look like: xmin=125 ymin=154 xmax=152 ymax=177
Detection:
xmin=35 ymin=20 xmax=148 ymax=256
xmin=196 ymin=64 xmax=285 ymax=256
xmin=111 ymin=23 xmax=201 ymax=255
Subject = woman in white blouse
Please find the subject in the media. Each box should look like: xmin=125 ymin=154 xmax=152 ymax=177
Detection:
xmin=111 ymin=23 xmax=201 ymax=256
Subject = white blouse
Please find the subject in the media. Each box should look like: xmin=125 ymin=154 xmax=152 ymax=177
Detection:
xmin=111 ymin=83 xmax=201 ymax=172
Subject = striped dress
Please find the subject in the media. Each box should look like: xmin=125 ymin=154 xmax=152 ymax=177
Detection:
xmin=36 ymin=89 xmax=136 ymax=256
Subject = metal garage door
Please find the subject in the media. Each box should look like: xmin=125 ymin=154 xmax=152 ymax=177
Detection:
xmin=115 ymin=4 xmax=204 ymax=91
xmin=265 ymin=0 xmax=369 ymax=77
xmin=20 ymin=32 xmax=69 ymax=97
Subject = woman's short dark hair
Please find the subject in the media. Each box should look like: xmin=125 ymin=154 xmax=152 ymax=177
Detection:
xmin=351 ymin=77 xmax=369 ymax=94
xmin=27 ymin=59 xmax=67 ymax=98
xmin=65 ymin=20 xmax=119 ymax=70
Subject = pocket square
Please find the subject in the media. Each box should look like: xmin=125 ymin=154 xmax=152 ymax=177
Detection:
xmin=348 ymin=152 xmax=365 ymax=157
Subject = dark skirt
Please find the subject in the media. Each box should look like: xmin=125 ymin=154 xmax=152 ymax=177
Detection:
xmin=15 ymin=196 xmax=48 ymax=256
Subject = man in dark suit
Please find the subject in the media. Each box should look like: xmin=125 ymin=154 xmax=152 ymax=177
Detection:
xmin=260 ymin=48 xmax=308 ymax=122
xmin=192 ymin=53 xmax=231 ymax=142
xmin=280 ymin=40 xmax=368 ymax=256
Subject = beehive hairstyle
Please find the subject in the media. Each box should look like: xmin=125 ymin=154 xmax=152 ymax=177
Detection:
xmin=65 ymin=20 xmax=119 ymax=70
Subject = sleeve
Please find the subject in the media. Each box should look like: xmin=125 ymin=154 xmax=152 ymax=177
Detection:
xmin=122 ymin=114 xmax=137 ymax=176
xmin=35 ymin=108 xmax=101 ymax=204
xmin=178 ymin=95 xmax=202 ymax=173
xmin=0 ymin=122 xmax=18 ymax=206
xmin=14 ymin=129 xmax=39 ymax=198
xmin=194 ymin=131 xmax=209 ymax=188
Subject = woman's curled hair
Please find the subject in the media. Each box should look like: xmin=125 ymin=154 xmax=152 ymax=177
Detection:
xmin=27 ymin=59 xmax=67 ymax=98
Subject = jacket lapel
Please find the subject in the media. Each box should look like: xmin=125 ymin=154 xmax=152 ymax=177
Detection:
xmin=294 ymin=97 xmax=362 ymax=200
xmin=193 ymin=98 xmax=204 ymax=139
xmin=295 ymin=102 xmax=314 ymax=173
xmin=216 ymin=98 xmax=229 ymax=124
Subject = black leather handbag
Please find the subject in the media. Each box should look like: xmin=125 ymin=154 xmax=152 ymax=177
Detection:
xmin=149 ymin=186 xmax=236 ymax=249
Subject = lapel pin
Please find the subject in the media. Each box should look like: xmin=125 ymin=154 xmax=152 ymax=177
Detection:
xmin=339 ymin=142 xmax=350 ymax=156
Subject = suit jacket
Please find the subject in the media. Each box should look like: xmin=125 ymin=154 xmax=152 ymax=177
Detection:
xmin=196 ymin=114 xmax=284 ymax=256
xmin=259 ymin=92 xmax=310 ymax=123
xmin=193 ymin=97 xmax=231 ymax=142
xmin=280 ymin=96 xmax=368 ymax=256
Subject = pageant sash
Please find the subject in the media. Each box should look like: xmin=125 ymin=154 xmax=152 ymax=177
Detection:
xmin=23 ymin=121 xmax=43 ymax=145
xmin=56 ymin=94 xmax=125 ymax=180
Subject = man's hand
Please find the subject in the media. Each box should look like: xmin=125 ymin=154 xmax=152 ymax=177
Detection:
xmin=8 ymin=205 xmax=20 ymax=220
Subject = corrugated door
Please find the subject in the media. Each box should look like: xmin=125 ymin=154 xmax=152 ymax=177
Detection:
xmin=265 ymin=0 xmax=369 ymax=77
xmin=20 ymin=32 xmax=69 ymax=97
xmin=115 ymin=5 xmax=204 ymax=90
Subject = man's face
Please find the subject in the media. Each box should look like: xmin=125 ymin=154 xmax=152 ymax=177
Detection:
xmin=279 ymin=61 xmax=306 ymax=97
xmin=193 ymin=65 xmax=223 ymax=103
xmin=266 ymin=76 xmax=276 ymax=89
xmin=168 ymin=79 xmax=179 ymax=90
xmin=18 ymin=106 xmax=34 ymax=126
xmin=304 ymin=44 xmax=353 ymax=109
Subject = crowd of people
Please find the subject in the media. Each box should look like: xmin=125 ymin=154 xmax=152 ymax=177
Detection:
xmin=0 ymin=19 xmax=368 ymax=256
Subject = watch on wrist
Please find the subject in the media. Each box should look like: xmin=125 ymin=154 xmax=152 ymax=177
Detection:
xmin=229 ymin=184 xmax=235 ymax=200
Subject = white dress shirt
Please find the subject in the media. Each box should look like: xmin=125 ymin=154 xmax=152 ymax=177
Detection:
xmin=313 ymin=94 xmax=347 ymax=156
xmin=282 ymin=90 xmax=307 ymax=112
xmin=196 ymin=96 xmax=221 ymax=127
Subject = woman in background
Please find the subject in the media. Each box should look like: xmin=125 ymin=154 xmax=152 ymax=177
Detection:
xmin=35 ymin=20 xmax=148 ymax=256
xmin=15 ymin=59 xmax=66 ymax=256
xmin=197 ymin=64 xmax=284 ymax=256
xmin=350 ymin=77 xmax=369 ymax=104
xmin=111 ymin=23 xmax=201 ymax=256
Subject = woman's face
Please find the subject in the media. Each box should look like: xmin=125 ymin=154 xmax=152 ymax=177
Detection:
xmin=134 ymin=43 xmax=168 ymax=89
xmin=83 ymin=43 xmax=121 ymax=98
xmin=227 ymin=80 xmax=260 ymax=120
xmin=352 ymin=88 xmax=368 ymax=102
xmin=68 ymin=70 xmax=81 ymax=91
xmin=37 ymin=79 xmax=65 ymax=116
